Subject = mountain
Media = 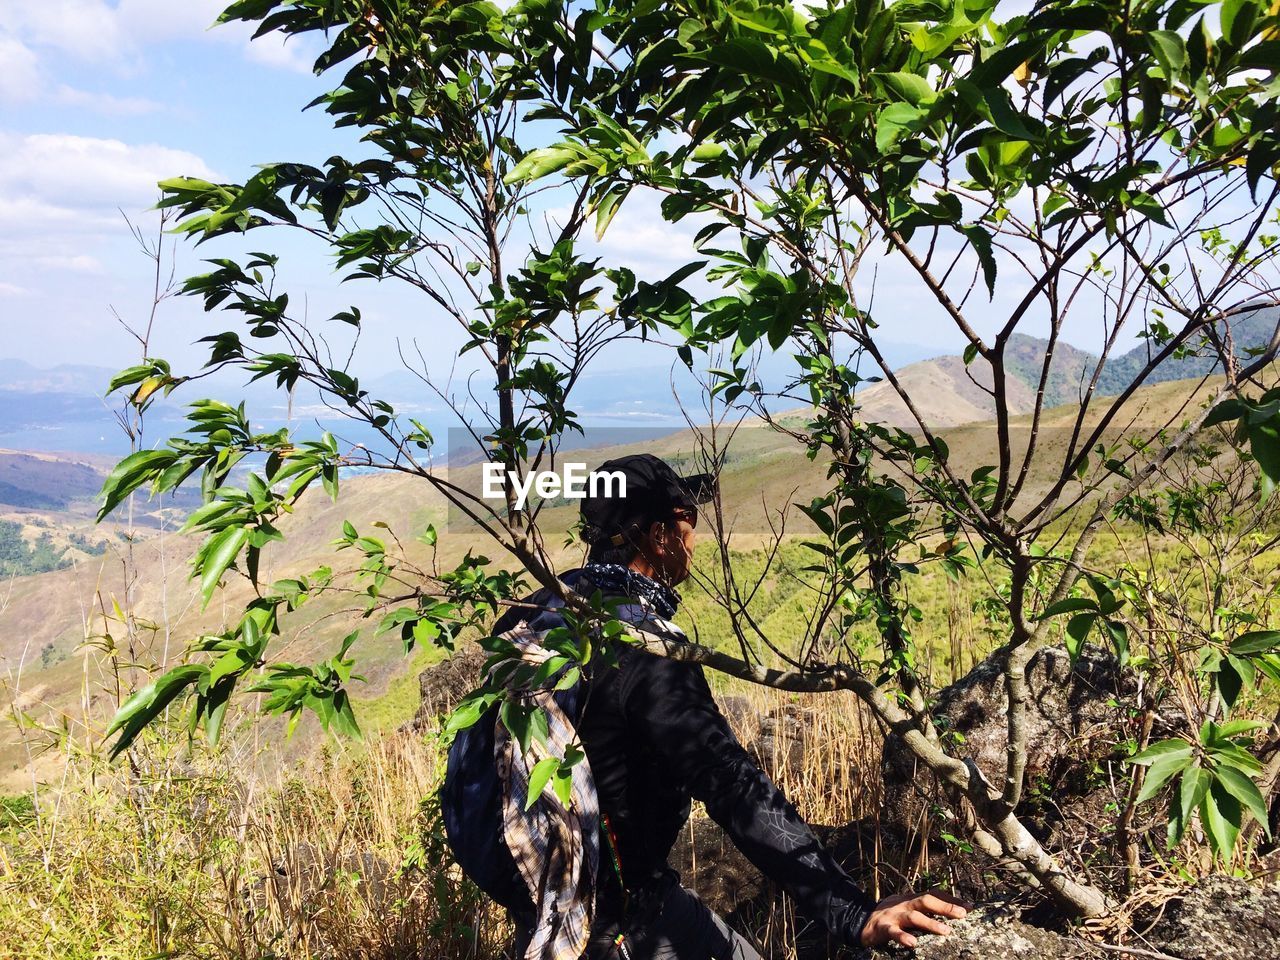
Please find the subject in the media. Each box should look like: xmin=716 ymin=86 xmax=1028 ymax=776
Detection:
xmin=0 ymin=449 xmax=110 ymax=511
xmin=854 ymin=307 xmax=1279 ymax=427
xmin=0 ymin=333 xmax=951 ymax=460
xmin=1097 ymin=307 xmax=1280 ymax=395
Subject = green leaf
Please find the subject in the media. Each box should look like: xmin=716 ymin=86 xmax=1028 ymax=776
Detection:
xmin=962 ymin=225 xmax=997 ymax=298
xmin=199 ymin=525 xmax=250 ymax=606
xmin=1212 ymin=718 xmax=1268 ymax=740
xmin=97 ymin=449 xmax=180 ymax=521
xmin=875 ymin=103 xmax=929 ymax=153
xmin=1147 ymin=30 xmax=1187 ymax=76
xmin=525 ymin=756 xmax=560 ymax=809
xmin=726 ymin=3 xmax=805 ymax=36
xmin=1215 ymin=765 xmax=1270 ymax=836
xmin=1039 ymin=597 xmax=1098 ymax=619
xmin=1136 ymin=750 xmax=1193 ymax=805
xmin=1228 ymin=632 xmax=1280 ymax=655
xmin=444 ymin=691 xmax=497 ymax=737
xmin=551 ymin=765 xmax=574 ymax=807
xmin=1131 ymin=737 xmax=1194 ymax=765
xmin=504 ymin=145 xmax=581 ymax=185
xmin=1128 ymin=192 xmax=1171 ymax=227
xmin=1216 ymin=657 xmax=1245 ymax=713
xmin=106 ymin=664 xmax=207 ymax=758
xmin=329 ymin=689 xmax=362 ymax=740
xmin=1203 ymin=398 xmax=1245 ymax=428
xmin=1200 ymin=780 xmax=1242 ymax=858
xmin=876 ymin=71 xmax=935 ymax=105
xmin=593 ymin=187 xmax=627 ymax=241
xmin=1097 ymin=618 xmax=1124 ymax=664
xmin=1065 ymin=613 xmax=1095 ymax=660
xmin=1175 ymin=764 xmax=1210 ymax=829
xmin=1248 ymin=417 xmax=1280 ymax=497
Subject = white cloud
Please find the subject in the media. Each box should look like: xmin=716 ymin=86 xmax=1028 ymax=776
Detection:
xmin=0 ymin=282 xmax=31 ymax=297
xmin=0 ymin=24 xmax=161 ymax=113
xmin=243 ymin=30 xmax=319 ymax=75
xmin=0 ymin=132 xmax=216 ymax=210
xmin=0 ymin=0 xmax=222 ymax=62
xmin=113 ymin=0 xmax=225 ymax=43
xmin=34 ymin=254 xmax=106 ymax=274
xmin=593 ymin=193 xmax=708 ymax=275
xmin=53 ymin=84 xmax=162 ymax=115
xmin=0 ymin=34 xmax=43 ymax=102
xmin=0 ymin=132 xmax=217 ymax=276
xmin=0 ymin=1 xmax=123 ymax=63
xmin=0 ymin=195 xmax=119 ymax=233
xmin=0 ymin=0 xmax=311 ymax=102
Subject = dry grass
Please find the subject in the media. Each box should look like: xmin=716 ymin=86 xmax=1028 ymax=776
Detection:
xmin=0 ymin=731 xmax=508 ymax=960
xmin=0 ymin=674 xmax=898 ymax=960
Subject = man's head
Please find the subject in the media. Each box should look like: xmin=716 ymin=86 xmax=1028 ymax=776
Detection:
xmin=579 ymin=454 xmax=716 ymax=587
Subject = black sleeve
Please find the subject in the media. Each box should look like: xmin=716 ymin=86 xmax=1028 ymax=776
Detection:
xmin=620 ymin=652 xmax=876 ymax=946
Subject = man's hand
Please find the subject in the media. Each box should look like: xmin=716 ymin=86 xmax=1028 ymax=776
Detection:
xmin=859 ymin=891 xmax=971 ymax=949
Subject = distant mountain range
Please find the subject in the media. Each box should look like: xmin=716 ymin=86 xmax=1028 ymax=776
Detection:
xmin=2 ymin=311 xmax=1273 ymax=457
xmin=0 ymin=338 xmax=943 ymax=458
xmin=855 ymin=308 xmax=1279 ymax=427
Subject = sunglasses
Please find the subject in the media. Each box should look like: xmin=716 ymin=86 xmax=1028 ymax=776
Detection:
xmin=671 ymin=507 xmax=698 ymax=529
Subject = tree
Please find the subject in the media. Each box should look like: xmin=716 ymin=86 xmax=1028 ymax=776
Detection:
xmin=101 ymin=0 xmax=1280 ymax=922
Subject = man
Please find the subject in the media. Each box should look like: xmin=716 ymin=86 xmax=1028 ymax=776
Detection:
xmin=450 ymin=453 xmax=967 ymax=959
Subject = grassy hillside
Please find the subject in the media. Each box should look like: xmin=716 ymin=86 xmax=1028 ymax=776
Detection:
xmin=0 ymin=361 xmax=1263 ymax=792
xmin=0 ymin=364 xmax=1277 ymax=959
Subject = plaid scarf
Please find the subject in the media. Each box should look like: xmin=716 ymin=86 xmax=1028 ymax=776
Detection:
xmin=497 ymin=568 xmax=684 ymax=960
xmin=495 ymin=623 xmax=600 ymax=960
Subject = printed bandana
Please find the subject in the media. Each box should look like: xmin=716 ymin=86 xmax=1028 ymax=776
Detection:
xmin=580 ymin=562 xmax=680 ymax=620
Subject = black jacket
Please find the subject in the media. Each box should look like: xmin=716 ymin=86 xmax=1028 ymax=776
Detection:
xmin=492 ymin=568 xmax=876 ymax=947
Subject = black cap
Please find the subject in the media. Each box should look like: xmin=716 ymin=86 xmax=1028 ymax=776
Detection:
xmin=579 ymin=453 xmax=716 ymax=546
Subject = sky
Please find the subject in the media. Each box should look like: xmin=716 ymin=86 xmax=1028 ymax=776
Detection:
xmin=0 ymin=0 xmax=1163 ymax=389
xmin=0 ymin=0 xmax=742 ymax=382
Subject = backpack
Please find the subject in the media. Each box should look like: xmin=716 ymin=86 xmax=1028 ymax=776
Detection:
xmin=439 ymin=574 xmax=589 ymax=916
xmin=440 ymin=567 xmax=683 ymax=922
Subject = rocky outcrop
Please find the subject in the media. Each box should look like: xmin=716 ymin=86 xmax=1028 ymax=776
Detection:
xmin=880 ymin=644 xmax=1145 ymax=847
xmin=883 ymin=645 xmax=1134 ymax=796
xmin=1140 ymin=874 xmax=1280 ymax=960
xmin=404 ymin=644 xmax=488 ymax=732
xmin=886 ymin=901 xmax=1092 ymax=959
xmin=888 ymin=876 xmax=1280 ymax=960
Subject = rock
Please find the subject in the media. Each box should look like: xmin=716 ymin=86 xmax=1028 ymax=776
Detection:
xmin=880 ymin=644 xmax=1143 ymax=844
xmin=884 ymin=645 xmax=1132 ymax=793
xmin=885 ymin=901 xmax=1092 ymax=959
xmin=668 ymin=815 xmax=768 ymax=919
xmin=719 ymin=695 xmax=754 ymax=736
xmin=1142 ymin=874 xmax=1280 ymax=960
xmin=754 ymin=704 xmax=816 ymax=771
xmin=405 ymin=644 xmax=488 ymax=731
xmin=883 ymin=875 xmax=1280 ymax=960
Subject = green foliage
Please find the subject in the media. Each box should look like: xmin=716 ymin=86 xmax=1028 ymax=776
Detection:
xmin=0 ymin=793 xmax=35 ymax=830
xmin=0 ymin=520 xmax=70 ymax=576
xmin=1132 ymin=719 xmax=1271 ymax=860
xmin=1205 ymin=387 xmax=1280 ymax=498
